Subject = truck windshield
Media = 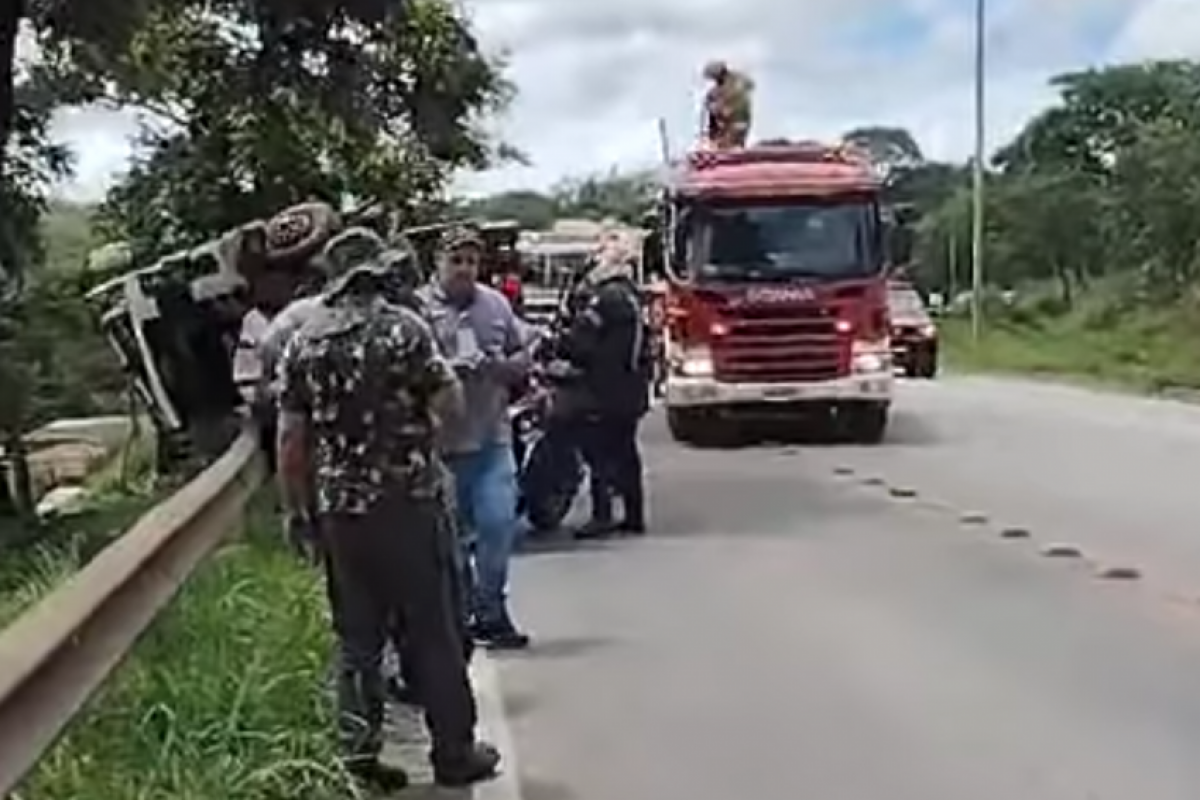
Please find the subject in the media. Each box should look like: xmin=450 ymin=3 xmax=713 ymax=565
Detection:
xmin=688 ymin=199 xmax=881 ymax=282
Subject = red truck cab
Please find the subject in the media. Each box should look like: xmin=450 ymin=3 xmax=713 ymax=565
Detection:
xmin=655 ymin=141 xmax=898 ymax=444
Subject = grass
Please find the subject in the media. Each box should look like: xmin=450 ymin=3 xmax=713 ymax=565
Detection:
xmin=12 ymin=494 xmax=354 ymax=800
xmin=0 ymin=427 xmax=163 ymax=626
xmin=939 ymin=282 xmax=1200 ymax=394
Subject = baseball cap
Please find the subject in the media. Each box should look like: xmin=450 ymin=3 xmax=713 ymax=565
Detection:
xmin=438 ymin=224 xmax=483 ymax=251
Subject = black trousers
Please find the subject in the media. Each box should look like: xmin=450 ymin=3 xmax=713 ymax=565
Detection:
xmin=253 ymin=401 xmax=278 ymax=473
xmin=320 ymin=491 xmax=477 ymax=765
xmin=577 ymin=413 xmax=645 ymax=525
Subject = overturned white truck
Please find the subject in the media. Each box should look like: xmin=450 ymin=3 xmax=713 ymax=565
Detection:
xmin=83 ymin=229 xmax=259 ymax=465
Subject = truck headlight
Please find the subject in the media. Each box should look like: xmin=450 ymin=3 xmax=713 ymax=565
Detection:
xmin=852 ymin=352 xmax=888 ymax=373
xmin=680 ymin=354 xmax=714 ymax=377
xmin=672 ymin=345 xmax=714 ymax=377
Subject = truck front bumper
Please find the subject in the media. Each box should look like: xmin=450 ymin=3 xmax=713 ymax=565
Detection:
xmin=665 ymin=372 xmax=893 ymax=408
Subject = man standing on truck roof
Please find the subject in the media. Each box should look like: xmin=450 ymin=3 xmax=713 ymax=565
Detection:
xmin=703 ymin=60 xmax=753 ymax=149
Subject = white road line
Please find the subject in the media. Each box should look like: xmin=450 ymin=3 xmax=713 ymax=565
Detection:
xmin=470 ymin=652 xmax=525 ymax=800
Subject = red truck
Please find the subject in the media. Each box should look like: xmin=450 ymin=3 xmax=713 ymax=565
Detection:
xmin=652 ymin=141 xmax=902 ymax=445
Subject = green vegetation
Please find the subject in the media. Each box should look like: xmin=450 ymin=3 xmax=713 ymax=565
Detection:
xmin=12 ymin=496 xmax=349 ymax=800
xmin=940 ymin=282 xmax=1200 ymax=392
xmin=2 ymin=0 xmax=516 ymax=517
xmin=0 ymin=427 xmax=159 ymax=621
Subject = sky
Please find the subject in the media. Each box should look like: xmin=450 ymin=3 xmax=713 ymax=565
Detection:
xmin=47 ymin=0 xmax=1200 ymax=202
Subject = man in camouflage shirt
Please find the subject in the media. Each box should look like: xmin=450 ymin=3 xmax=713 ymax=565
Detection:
xmin=276 ymin=253 xmax=500 ymax=790
xmin=703 ymin=59 xmax=753 ymax=148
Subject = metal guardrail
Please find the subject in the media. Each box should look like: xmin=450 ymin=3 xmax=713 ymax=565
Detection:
xmin=0 ymin=430 xmax=265 ymax=795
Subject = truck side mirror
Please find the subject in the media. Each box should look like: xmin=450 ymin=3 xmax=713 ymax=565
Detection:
xmin=886 ymin=222 xmax=913 ymax=267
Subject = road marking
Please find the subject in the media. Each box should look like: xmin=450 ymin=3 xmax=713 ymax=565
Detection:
xmin=1040 ymin=543 xmax=1083 ymax=559
xmin=1095 ymin=564 xmax=1141 ymax=581
xmin=998 ymin=526 xmax=1031 ymax=539
xmin=470 ymin=652 xmax=525 ymax=800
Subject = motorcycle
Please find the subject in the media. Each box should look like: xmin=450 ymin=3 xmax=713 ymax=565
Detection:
xmin=511 ymin=362 xmax=586 ymax=536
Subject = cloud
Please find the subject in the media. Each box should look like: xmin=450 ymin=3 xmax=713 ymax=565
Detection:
xmin=47 ymin=0 xmax=1200 ymax=202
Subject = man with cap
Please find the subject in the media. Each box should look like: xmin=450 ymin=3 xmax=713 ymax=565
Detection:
xmin=418 ymin=224 xmax=533 ymax=650
xmin=275 ymin=232 xmax=500 ymax=790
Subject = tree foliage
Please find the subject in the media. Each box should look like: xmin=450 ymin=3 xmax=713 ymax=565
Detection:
xmin=41 ymin=0 xmax=516 ymax=255
xmin=1 ymin=0 xmax=515 ymax=516
xmin=916 ymin=59 xmax=1200 ymax=303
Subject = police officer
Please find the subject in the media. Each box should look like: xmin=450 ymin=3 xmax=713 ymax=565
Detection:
xmin=275 ymin=242 xmax=500 ymax=790
xmin=559 ymin=249 xmax=651 ymax=539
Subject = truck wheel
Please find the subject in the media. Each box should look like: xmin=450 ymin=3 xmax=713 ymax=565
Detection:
xmin=842 ymin=404 xmax=889 ymax=444
xmin=917 ymin=346 xmax=939 ymax=379
xmin=667 ymin=407 xmax=733 ymax=447
xmin=667 ymin=407 xmax=705 ymax=445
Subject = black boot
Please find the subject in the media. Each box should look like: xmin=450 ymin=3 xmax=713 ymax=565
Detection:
xmin=473 ymin=610 xmax=530 ymax=650
xmin=617 ymin=516 xmax=646 ymax=535
xmin=574 ymin=518 xmax=616 ymax=540
xmin=345 ymin=759 xmax=410 ymax=792
xmin=432 ymin=741 xmax=502 ymax=787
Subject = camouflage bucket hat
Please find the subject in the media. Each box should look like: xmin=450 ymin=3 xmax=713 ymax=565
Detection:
xmin=322 ymin=227 xmax=393 ymax=299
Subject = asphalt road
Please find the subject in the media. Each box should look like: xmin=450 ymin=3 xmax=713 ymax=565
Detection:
xmin=470 ymin=377 xmax=1200 ymax=800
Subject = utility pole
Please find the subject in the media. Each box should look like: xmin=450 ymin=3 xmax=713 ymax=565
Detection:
xmin=970 ymin=0 xmax=986 ymax=343
xmin=948 ymin=232 xmax=957 ymax=299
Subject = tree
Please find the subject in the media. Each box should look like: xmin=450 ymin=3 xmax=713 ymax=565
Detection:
xmin=550 ymin=169 xmax=655 ymax=224
xmin=992 ymin=61 xmax=1200 ymax=178
xmin=55 ymin=0 xmax=517 ymax=255
xmin=463 ymin=190 xmax=558 ymax=229
xmin=842 ymin=125 xmax=924 ymax=183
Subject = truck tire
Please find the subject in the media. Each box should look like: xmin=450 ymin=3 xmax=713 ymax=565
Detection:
xmin=667 ymin=407 xmax=735 ymax=447
xmin=667 ymin=407 xmax=705 ymax=445
xmin=917 ymin=345 xmax=939 ymax=379
xmin=842 ymin=403 xmax=889 ymax=444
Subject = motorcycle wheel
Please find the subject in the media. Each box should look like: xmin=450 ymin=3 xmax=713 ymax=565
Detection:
xmin=522 ymin=440 xmax=582 ymax=534
xmin=526 ymin=488 xmax=578 ymax=533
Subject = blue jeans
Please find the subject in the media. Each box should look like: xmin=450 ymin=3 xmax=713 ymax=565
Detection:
xmin=447 ymin=442 xmax=519 ymax=626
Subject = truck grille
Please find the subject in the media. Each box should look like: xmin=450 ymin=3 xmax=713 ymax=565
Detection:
xmin=713 ymin=306 xmax=842 ymax=383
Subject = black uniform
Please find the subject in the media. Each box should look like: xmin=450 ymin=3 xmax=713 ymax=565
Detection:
xmin=277 ymin=283 xmax=497 ymax=789
xmin=558 ymin=267 xmax=651 ymax=534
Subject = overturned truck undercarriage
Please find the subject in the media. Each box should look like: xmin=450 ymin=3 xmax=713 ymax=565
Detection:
xmin=84 ymin=203 xmax=350 ymax=468
xmin=85 ymin=204 xmax=524 ymax=469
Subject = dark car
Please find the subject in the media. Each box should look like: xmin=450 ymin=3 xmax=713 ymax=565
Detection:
xmin=888 ymin=283 xmax=938 ymax=378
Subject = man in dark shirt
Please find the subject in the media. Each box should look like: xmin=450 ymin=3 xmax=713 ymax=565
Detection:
xmin=558 ymin=252 xmax=651 ymax=538
xmin=275 ymin=254 xmax=500 ymax=790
